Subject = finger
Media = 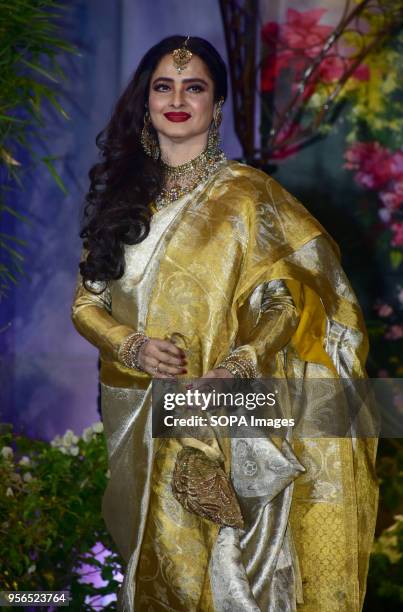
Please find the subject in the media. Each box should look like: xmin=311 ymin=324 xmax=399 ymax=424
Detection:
xmin=145 ymin=356 xmax=181 ymax=378
xmin=155 ymin=350 xmax=187 ymax=367
xmin=151 ymin=339 xmax=186 ymax=359
xmin=158 ymin=362 xmax=187 ymax=376
xmin=145 ymin=354 xmax=186 ymax=375
xmin=145 ymin=342 xmax=185 ymax=366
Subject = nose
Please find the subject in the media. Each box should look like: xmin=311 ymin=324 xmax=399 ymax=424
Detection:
xmin=170 ymin=87 xmax=185 ymax=108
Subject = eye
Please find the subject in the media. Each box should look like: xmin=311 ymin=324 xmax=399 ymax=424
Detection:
xmin=153 ymin=83 xmax=170 ymax=92
xmin=187 ymin=84 xmax=204 ymax=93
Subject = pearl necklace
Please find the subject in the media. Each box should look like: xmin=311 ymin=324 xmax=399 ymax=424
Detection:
xmin=152 ymin=147 xmax=227 ymax=212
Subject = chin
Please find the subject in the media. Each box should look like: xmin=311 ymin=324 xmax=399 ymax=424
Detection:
xmin=162 ymin=127 xmax=196 ymax=140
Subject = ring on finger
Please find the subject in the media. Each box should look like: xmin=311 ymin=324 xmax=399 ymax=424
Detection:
xmin=154 ymin=361 xmax=162 ymax=375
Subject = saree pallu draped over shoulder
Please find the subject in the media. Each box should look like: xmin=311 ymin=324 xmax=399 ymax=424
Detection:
xmin=71 ymin=160 xmax=378 ymax=612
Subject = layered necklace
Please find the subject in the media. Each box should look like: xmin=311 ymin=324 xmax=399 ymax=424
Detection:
xmin=152 ymin=146 xmax=227 ymax=212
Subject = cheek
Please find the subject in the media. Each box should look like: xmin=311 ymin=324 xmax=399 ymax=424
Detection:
xmin=192 ymin=97 xmax=214 ymax=124
xmin=148 ymin=95 xmax=163 ymax=113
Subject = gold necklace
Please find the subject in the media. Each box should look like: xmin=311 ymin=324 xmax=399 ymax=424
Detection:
xmin=152 ymin=147 xmax=227 ymax=212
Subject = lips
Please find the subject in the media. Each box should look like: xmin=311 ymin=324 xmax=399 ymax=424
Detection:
xmin=164 ymin=112 xmax=191 ymax=122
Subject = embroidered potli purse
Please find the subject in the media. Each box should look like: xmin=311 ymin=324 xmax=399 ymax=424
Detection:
xmin=172 ymin=446 xmax=244 ymax=529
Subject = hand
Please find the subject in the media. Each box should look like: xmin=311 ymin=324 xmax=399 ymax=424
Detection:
xmin=182 ymin=367 xmax=234 ymax=410
xmin=202 ymin=367 xmax=234 ymax=379
xmin=184 ymin=366 xmax=234 ymax=392
xmin=138 ymin=337 xmax=187 ymax=378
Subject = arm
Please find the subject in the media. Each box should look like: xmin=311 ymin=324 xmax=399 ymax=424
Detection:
xmin=216 ymin=279 xmax=301 ymax=377
xmin=71 ymin=249 xmax=187 ymax=375
xmin=70 ymin=250 xmax=135 ymax=362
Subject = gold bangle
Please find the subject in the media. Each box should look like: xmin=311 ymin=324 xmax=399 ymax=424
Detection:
xmin=216 ymin=354 xmax=258 ymax=379
xmin=118 ymin=332 xmax=149 ymax=372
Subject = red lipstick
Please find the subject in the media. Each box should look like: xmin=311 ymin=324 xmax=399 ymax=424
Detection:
xmin=164 ymin=112 xmax=191 ymax=122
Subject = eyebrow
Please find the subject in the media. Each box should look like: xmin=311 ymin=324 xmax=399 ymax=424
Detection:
xmin=151 ymin=77 xmax=209 ymax=86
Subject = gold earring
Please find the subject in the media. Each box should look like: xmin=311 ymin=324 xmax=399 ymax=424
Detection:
xmin=140 ymin=111 xmax=160 ymax=160
xmin=207 ymin=98 xmax=224 ymax=154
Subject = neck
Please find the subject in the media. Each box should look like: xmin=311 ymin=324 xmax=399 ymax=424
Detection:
xmin=158 ymin=133 xmax=209 ymax=167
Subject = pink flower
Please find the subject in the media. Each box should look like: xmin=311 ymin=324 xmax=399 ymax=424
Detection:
xmin=282 ymin=8 xmax=331 ymax=58
xmin=351 ymin=63 xmax=370 ymax=81
xmin=380 ymin=188 xmax=403 ymax=211
xmin=261 ymin=57 xmax=280 ymax=92
xmin=318 ymin=56 xmax=345 ymax=82
xmin=376 ymin=303 xmax=393 ymax=317
xmin=261 ymin=21 xmax=283 ymax=92
xmin=318 ymin=54 xmax=369 ymax=85
xmin=344 ymin=142 xmax=394 ymax=190
xmin=385 ymin=324 xmax=403 ymax=340
xmin=261 ymin=8 xmax=371 ymax=93
xmin=344 ymin=141 xmax=387 ymax=165
xmin=287 ymin=7 xmax=328 ymax=29
xmin=261 ymin=21 xmax=280 ymax=46
xmin=378 ymin=208 xmax=392 ymax=223
xmin=391 ymin=222 xmax=403 ymax=247
xmin=260 ymin=9 xmax=333 ymax=91
xmin=390 ymin=151 xmax=403 ymax=178
xmin=271 ymin=121 xmax=303 ymax=159
xmin=379 ymin=177 xmax=403 ymax=212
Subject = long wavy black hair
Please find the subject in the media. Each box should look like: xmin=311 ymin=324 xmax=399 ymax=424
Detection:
xmin=79 ymin=35 xmax=228 ymax=290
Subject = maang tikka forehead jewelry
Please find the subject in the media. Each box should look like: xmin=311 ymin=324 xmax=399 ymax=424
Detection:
xmin=172 ymin=36 xmax=192 ymax=74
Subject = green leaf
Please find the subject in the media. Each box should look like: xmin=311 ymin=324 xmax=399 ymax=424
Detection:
xmin=0 ymin=233 xmax=27 ymax=246
xmin=18 ymin=58 xmax=59 ymax=83
xmin=0 ymin=269 xmax=18 ymax=284
xmin=41 ymin=157 xmax=68 ymax=194
xmin=42 ymin=90 xmax=70 ymax=120
xmin=0 ymin=241 xmax=25 ymax=261
xmin=0 ymin=205 xmax=31 ymax=224
xmin=0 ymin=114 xmax=25 ymax=123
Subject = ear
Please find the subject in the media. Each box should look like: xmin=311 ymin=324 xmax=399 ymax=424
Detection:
xmin=213 ymin=97 xmax=224 ymax=122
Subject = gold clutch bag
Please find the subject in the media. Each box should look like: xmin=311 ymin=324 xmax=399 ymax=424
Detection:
xmin=172 ymin=446 xmax=244 ymax=529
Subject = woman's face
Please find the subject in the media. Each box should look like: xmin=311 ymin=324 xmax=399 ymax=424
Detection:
xmin=148 ymin=52 xmax=216 ymax=146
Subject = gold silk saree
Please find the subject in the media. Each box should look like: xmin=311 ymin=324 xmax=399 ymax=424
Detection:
xmin=71 ymin=160 xmax=378 ymax=611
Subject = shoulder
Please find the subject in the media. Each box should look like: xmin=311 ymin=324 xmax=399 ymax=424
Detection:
xmin=211 ymin=159 xmax=340 ymax=256
xmin=212 ymin=160 xmax=269 ymax=198
xmin=212 ymin=159 xmax=313 ymax=219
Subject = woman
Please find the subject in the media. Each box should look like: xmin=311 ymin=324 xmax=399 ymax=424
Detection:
xmin=71 ymin=35 xmax=378 ymax=612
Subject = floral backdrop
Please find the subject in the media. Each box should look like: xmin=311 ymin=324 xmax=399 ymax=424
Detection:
xmin=259 ymin=3 xmax=403 ymax=378
xmin=258 ymin=3 xmax=403 ymax=608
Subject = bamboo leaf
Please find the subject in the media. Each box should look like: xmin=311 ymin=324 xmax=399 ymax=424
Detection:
xmin=0 ymin=269 xmax=18 ymax=284
xmin=0 ymin=147 xmax=21 ymax=166
xmin=19 ymin=58 xmax=59 ymax=83
xmin=42 ymin=157 xmax=68 ymax=194
xmin=0 ymin=241 xmax=25 ymax=261
xmin=0 ymin=205 xmax=31 ymax=224
xmin=0 ymin=0 xmax=76 ymax=291
xmin=0 ymin=233 xmax=28 ymax=246
xmin=0 ymin=114 xmax=25 ymax=123
xmin=42 ymin=91 xmax=70 ymax=120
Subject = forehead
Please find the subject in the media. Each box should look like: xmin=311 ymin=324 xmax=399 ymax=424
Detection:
xmin=151 ymin=53 xmax=213 ymax=82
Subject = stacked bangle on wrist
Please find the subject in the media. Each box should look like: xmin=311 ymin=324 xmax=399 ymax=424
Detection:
xmin=216 ymin=353 xmax=258 ymax=379
xmin=117 ymin=331 xmax=149 ymax=372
